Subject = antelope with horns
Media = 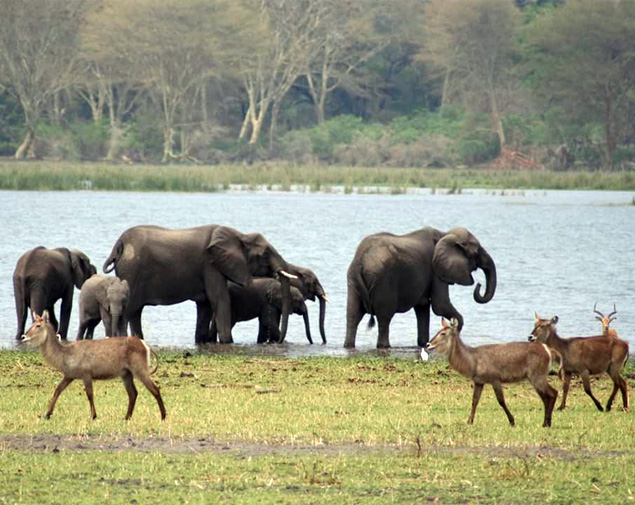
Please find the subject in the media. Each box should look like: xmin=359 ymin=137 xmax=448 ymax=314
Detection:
xmin=426 ymin=318 xmax=559 ymax=427
xmin=529 ymin=313 xmax=628 ymax=412
xmin=20 ymin=311 xmax=166 ymax=420
xmin=593 ymin=303 xmax=619 ymax=338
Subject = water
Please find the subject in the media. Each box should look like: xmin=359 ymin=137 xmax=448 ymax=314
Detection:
xmin=1 ymin=188 xmax=634 ymax=357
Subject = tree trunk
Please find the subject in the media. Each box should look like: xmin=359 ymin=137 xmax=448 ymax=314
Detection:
xmin=489 ymin=90 xmax=505 ymax=150
xmin=269 ymin=99 xmax=281 ymax=149
xmin=15 ymin=127 xmax=35 ymax=159
xmin=605 ymin=84 xmax=615 ymax=170
xmin=441 ymin=67 xmax=452 ymax=109
xmin=162 ymin=127 xmax=175 ymax=162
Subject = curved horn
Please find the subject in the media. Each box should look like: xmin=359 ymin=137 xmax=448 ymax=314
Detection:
xmin=593 ymin=302 xmax=604 ymax=318
xmin=608 ymin=303 xmax=617 ymax=320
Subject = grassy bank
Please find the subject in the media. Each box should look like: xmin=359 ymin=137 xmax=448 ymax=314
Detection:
xmin=1 ymin=351 xmax=634 ymax=503
xmin=1 ymin=160 xmax=635 ymax=192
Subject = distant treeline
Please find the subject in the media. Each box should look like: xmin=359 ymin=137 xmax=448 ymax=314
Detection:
xmin=0 ymin=0 xmax=634 ymax=171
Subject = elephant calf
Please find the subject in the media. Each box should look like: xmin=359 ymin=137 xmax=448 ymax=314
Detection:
xmin=210 ymin=278 xmax=312 ymax=344
xmin=77 ymin=275 xmax=129 ymax=339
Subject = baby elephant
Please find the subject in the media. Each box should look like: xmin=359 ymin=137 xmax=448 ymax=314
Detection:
xmin=210 ymin=278 xmax=313 ymax=344
xmin=77 ymin=275 xmax=129 ymax=339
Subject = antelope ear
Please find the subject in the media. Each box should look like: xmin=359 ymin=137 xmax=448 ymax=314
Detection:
xmin=441 ymin=318 xmax=449 ymax=328
xmin=534 ymin=312 xmax=541 ymax=321
xmin=42 ymin=310 xmax=50 ymax=323
xmin=550 ymin=316 xmax=559 ymax=325
xmin=450 ymin=317 xmax=459 ymax=328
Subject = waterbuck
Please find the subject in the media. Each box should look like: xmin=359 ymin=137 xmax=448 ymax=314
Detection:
xmin=20 ymin=311 xmax=166 ymax=420
xmin=528 ymin=313 xmax=628 ymax=412
xmin=427 ymin=318 xmax=558 ymax=427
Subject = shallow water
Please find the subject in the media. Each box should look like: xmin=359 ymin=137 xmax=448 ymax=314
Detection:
xmin=1 ymin=188 xmax=634 ymax=356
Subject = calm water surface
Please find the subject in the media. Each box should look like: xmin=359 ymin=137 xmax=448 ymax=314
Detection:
xmin=1 ymin=188 xmax=634 ymax=357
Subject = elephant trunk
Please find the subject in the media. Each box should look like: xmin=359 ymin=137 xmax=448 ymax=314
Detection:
xmin=473 ymin=247 xmax=497 ymax=304
xmin=302 ymin=309 xmax=313 ymax=344
xmin=111 ymin=311 xmax=122 ymax=337
xmin=318 ymin=296 xmax=327 ymax=344
xmin=278 ymin=275 xmax=291 ymax=342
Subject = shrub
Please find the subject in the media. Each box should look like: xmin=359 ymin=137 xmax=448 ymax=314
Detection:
xmin=70 ymin=120 xmax=109 ymax=160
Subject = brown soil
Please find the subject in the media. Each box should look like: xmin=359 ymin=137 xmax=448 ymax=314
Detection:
xmin=0 ymin=434 xmax=626 ymax=461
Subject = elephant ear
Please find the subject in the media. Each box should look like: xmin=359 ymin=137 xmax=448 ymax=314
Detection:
xmin=69 ymin=250 xmax=94 ymax=289
xmin=207 ymin=227 xmax=252 ymax=287
xmin=432 ymin=230 xmax=475 ymax=286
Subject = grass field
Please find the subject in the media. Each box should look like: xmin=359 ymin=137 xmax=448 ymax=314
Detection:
xmin=1 ymin=160 xmax=635 ymax=192
xmin=1 ymin=350 xmax=634 ymax=503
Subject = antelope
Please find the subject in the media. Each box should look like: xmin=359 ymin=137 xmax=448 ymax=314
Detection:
xmin=529 ymin=313 xmax=628 ymax=412
xmin=593 ymin=303 xmax=619 ymax=338
xmin=20 ymin=311 xmax=166 ymax=421
xmin=426 ymin=318 xmax=558 ymax=427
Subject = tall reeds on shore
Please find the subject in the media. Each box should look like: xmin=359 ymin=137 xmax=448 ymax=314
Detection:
xmin=1 ymin=161 xmax=634 ymax=192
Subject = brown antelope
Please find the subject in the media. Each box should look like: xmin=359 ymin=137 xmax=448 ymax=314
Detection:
xmin=593 ymin=303 xmax=619 ymax=338
xmin=529 ymin=313 xmax=628 ymax=412
xmin=426 ymin=318 xmax=558 ymax=427
xmin=20 ymin=311 xmax=166 ymax=421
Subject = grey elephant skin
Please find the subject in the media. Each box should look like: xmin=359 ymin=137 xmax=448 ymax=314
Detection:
xmin=103 ymin=225 xmax=294 ymax=344
xmin=344 ymin=227 xmax=497 ymax=348
xmin=210 ymin=278 xmax=313 ymax=344
xmin=77 ymin=275 xmax=130 ymax=339
xmin=13 ymin=247 xmax=97 ymax=340
xmin=285 ymin=263 xmax=328 ymax=343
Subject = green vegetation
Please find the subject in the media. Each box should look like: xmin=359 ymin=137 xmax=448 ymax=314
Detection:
xmin=1 ymin=0 xmax=634 ymax=171
xmin=1 ymin=350 xmax=635 ymax=502
xmin=2 ymin=161 xmax=635 ymax=192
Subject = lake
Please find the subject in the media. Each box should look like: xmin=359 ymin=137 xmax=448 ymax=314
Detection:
xmin=1 ymin=188 xmax=634 ymax=357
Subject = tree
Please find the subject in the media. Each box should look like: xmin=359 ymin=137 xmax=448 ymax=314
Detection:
xmin=86 ymin=0 xmax=257 ymax=161
xmin=0 ymin=0 xmax=88 ymax=158
xmin=527 ymin=0 xmax=635 ymax=169
xmin=420 ymin=0 xmax=520 ymax=151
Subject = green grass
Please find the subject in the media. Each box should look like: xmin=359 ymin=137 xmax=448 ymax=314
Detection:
xmin=1 ymin=351 xmax=635 ymax=502
xmin=1 ymin=160 xmax=635 ymax=191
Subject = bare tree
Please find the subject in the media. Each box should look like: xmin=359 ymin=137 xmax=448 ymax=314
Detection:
xmin=0 ymin=0 xmax=88 ymax=158
xmin=421 ymin=0 xmax=520 ymax=150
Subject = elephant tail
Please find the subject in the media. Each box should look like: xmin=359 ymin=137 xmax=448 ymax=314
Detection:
xmin=367 ymin=315 xmax=376 ymax=330
xmin=103 ymin=238 xmax=124 ymax=274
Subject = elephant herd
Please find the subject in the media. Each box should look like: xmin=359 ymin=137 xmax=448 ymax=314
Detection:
xmin=13 ymin=224 xmax=497 ymax=348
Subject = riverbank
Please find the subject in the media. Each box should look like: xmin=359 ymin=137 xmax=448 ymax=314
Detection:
xmin=1 ymin=351 xmax=634 ymax=502
xmin=2 ymin=160 xmax=635 ymax=192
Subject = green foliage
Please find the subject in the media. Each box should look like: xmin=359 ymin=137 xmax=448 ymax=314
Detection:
xmin=0 ymin=92 xmax=24 ymax=155
xmin=70 ymin=120 xmax=110 ymax=160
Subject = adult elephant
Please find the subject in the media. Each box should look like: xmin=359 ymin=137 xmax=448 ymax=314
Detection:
xmin=344 ymin=227 xmax=496 ymax=349
xmin=13 ymin=247 xmax=97 ymax=340
xmin=285 ymin=263 xmax=328 ymax=344
xmin=103 ymin=225 xmax=296 ymax=344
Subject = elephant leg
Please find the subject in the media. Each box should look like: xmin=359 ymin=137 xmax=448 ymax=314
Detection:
xmin=195 ymin=301 xmax=212 ymax=344
xmin=58 ymin=288 xmax=74 ymax=340
xmin=13 ymin=279 xmax=28 ymax=340
xmin=208 ymin=319 xmax=219 ymax=344
xmin=128 ymin=308 xmax=144 ymax=339
xmin=344 ymin=290 xmax=365 ymax=348
xmin=210 ymin=290 xmax=233 ymax=344
xmin=414 ymin=303 xmax=431 ymax=348
xmin=430 ymin=277 xmax=463 ymax=329
xmin=85 ymin=320 xmax=99 ymax=340
xmin=376 ymin=314 xmax=393 ymax=349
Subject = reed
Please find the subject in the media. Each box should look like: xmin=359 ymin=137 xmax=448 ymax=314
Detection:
xmin=1 ymin=160 xmax=634 ymax=191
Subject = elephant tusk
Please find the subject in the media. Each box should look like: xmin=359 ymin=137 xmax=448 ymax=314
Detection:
xmin=279 ymin=270 xmax=298 ymax=280
xmin=321 ymin=294 xmax=330 ymax=304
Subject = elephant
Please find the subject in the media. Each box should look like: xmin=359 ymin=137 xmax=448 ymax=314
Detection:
xmin=13 ymin=247 xmax=97 ymax=340
xmin=285 ymin=263 xmax=328 ymax=343
xmin=209 ymin=278 xmax=312 ymax=344
xmin=344 ymin=227 xmax=497 ymax=349
xmin=76 ymin=275 xmax=130 ymax=339
xmin=103 ymin=224 xmax=296 ymax=344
